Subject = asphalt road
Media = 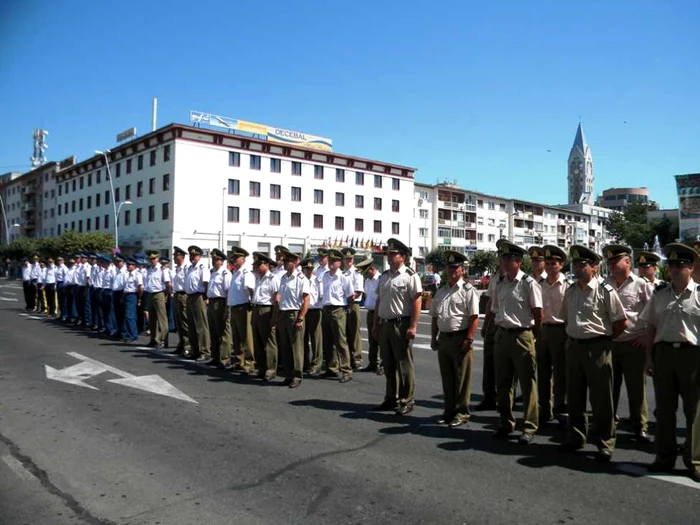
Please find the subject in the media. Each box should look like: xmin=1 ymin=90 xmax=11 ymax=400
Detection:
xmin=0 ymin=280 xmax=698 ymax=525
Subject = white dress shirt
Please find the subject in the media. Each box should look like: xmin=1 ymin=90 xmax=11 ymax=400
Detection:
xmin=171 ymin=262 xmax=190 ymax=293
xmin=44 ymin=264 xmax=57 ymax=285
xmin=363 ymin=273 xmax=380 ymax=310
xmin=56 ymin=263 xmax=67 ymax=283
xmin=306 ymin=274 xmax=324 ymax=310
xmin=252 ymin=271 xmax=280 ymax=306
xmin=145 ymin=263 xmax=170 ymax=293
xmin=227 ymin=268 xmax=255 ymax=306
xmin=278 ymin=272 xmax=310 ymax=311
xmin=123 ymin=270 xmax=143 ymax=293
xmin=321 ymin=271 xmax=354 ymax=307
xmin=185 ymin=262 xmax=208 ymax=294
xmin=112 ymin=266 xmax=127 ymax=291
xmin=207 ymin=266 xmax=231 ymax=298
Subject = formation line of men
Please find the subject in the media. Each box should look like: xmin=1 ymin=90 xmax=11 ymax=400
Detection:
xmin=17 ymin=238 xmax=700 ymax=482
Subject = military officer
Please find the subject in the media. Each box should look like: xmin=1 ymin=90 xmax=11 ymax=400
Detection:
xmin=43 ymin=256 xmax=57 ymax=317
xmin=111 ymin=255 xmax=127 ymax=338
xmin=528 ymin=246 xmax=547 ymax=283
xmin=300 ymin=258 xmax=324 ymax=377
xmin=273 ymin=245 xmax=287 ymax=276
xmin=491 ymin=240 xmax=542 ymax=443
xmin=145 ymin=250 xmax=171 ymax=349
xmin=559 ymin=246 xmax=627 ymax=462
xmin=251 ymin=252 xmax=280 ymax=381
xmin=537 ymin=245 xmax=571 ymax=425
xmin=373 ymin=239 xmax=422 ymax=415
xmin=276 ymin=252 xmax=310 ymax=388
xmin=321 ymin=249 xmax=355 ymax=383
xmin=342 ymin=247 xmax=364 ymax=369
xmin=55 ymin=256 xmax=68 ymax=320
xmin=207 ymin=248 xmax=232 ymax=368
xmin=29 ymin=254 xmax=40 ymax=312
xmin=121 ymin=258 xmax=144 ymax=343
xmin=227 ymin=247 xmax=255 ymax=373
xmin=429 ymin=250 xmax=480 ymax=427
xmin=316 ymin=248 xmax=330 ymax=281
xmin=357 ymin=257 xmax=383 ymax=374
xmin=184 ymin=245 xmax=210 ymax=361
xmin=170 ymin=247 xmax=191 ymax=356
xmin=477 ymin=269 xmax=503 ymax=411
xmin=641 ymin=243 xmax=700 ymax=482
xmin=100 ymin=255 xmax=116 ymax=336
xmin=316 ymin=248 xmax=332 ymax=372
xmin=635 ymin=251 xmax=666 ymax=289
xmin=63 ymin=257 xmax=77 ymax=323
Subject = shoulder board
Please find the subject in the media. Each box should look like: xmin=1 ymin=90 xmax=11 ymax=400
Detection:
xmin=524 ymin=275 xmax=534 ymax=284
xmin=697 ymin=285 xmax=700 ymax=292
xmin=381 ymin=269 xmax=390 ymax=276
xmin=463 ymin=282 xmax=474 ymax=290
xmin=641 ymin=276 xmax=651 ymax=283
xmin=406 ymin=268 xmax=415 ymax=275
xmin=601 ymin=282 xmax=614 ymax=293
xmin=654 ymin=282 xmax=668 ymax=293
xmin=565 ymin=278 xmax=575 ymax=286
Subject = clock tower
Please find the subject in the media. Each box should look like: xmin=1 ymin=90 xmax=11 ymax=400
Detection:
xmin=567 ymin=123 xmax=594 ymax=205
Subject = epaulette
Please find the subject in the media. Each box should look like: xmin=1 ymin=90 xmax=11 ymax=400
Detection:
xmin=565 ymin=278 xmax=575 ymax=286
xmin=601 ymin=282 xmax=614 ymax=293
xmin=525 ymin=275 xmax=534 ymax=284
xmin=381 ymin=269 xmax=390 ymax=276
xmin=697 ymin=284 xmax=700 ymax=292
xmin=641 ymin=276 xmax=651 ymax=283
xmin=654 ymin=282 xmax=668 ymax=293
xmin=406 ymin=268 xmax=416 ymax=275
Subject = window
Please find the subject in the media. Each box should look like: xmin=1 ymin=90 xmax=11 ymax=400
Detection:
xmin=58 ymin=186 xmax=62 ymax=196
xmin=335 ymin=216 xmax=344 ymax=230
xmin=374 ymin=175 xmax=382 ymax=188
xmin=488 ymin=218 xmax=495 ymax=226
xmin=104 ymin=214 xmax=109 ymax=229
xmin=270 ymin=184 xmax=281 ymax=199
xmin=149 ymin=178 xmax=156 ymax=194
xmin=374 ymin=198 xmax=382 ymax=211
xmin=85 ymin=218 xmax=91 ymax=231
xmin=79 ymin=220 xmax=83 ymax=233
xmin=72 ymin=180 xmax=76 ymax=191
xmin=488 ymin=202 xmax=495 ymax=210
xmin=71 ymin=221 xmax=75 ymax=231
xmin=477 ymin=233 xmax=484 ymax=241
xmin=150 ymin=150 xmax=156 ymax=167
xmin=162 ymin=202 xmax=169 ymax=220
xmin=291 ymin=187 xmax=301 ymax=201
xmin=499 ymin=203 xmax=506 ymax=211
xmin=355 ymin=195 xmax=364 ymax=208
xmin=314 ymin=190 xmax=324 ymax=204
xmin=313 ymin=214 xmax=323 ymax=228
xmin=96 ymin=192 xmax=101 ymax=207
xmin=250 ymin=181 xmax=261 ymax=197
xmin=335 ymin=192 xmax=345 ymax=206
xmin=420 ymin=209 xmax=428 ymax=219
xmin=229 ymin=151 xmax=240 ymax=167
xmin=88 ymin=173 xmax=92 ymax=187
xmin=114 ymin=188 xmax=120 ymax=202
xmin=227 ymin=206 xmax=239 ymax=223
xmin=126 ymin=159 xmax=132 ymax=174
xmin=392 ymin=199 xmax=400 ymax=212
xmin=50 ymin=209 xmax=54 ymax=218
xmin=336 ymin=169 xmax=345 ymax=182
xmin=419 ymin=228 xmax=428 ymax=237
xmin=136 ymin=208 xmax=142 ymax=224
xmin=137 ymin=181 xmax=143 ymax=197
xmin=392 ymin=222 xmax=400 ymax=234
xmin=355 ymin=172 xmax=364 ymax=185
xmin=478 ymin=199 xmax=483 ymax=208
xmin=392 ymin=178 xmax=400 ymax=191
xmin=228 ymin=179 xmax=240 ymax=195
xmin=249 ymin=208 xmax=260 ymax=224
xmin=87 ymin=196 xmax=92 ymax=209
xmin=162 ymin=173 xmax=170 ymax=191
xmin=291 ymin=161 xmax=302 ymax=176
xmin=148 ymin=205 xmax=155 ymax=222
xmin=71 ymin=201 xmax=76 ymax=213
xmin=291 ymin=212 xmax=301 ymax=228
xmin=270 ymin=158 xmax=281 ymax=173
xmin=124 ymin=210 xmax=130 ymax=226
xmin=374 ymin=220 xmax=382 ymax=233
xmin=250 ymin=155 xmax=261 ymax=170
xmin=137 ymin=155 xmax=143 ymax=170
xmin=314 ymin=165 xmax=324 ymax=179
xmin=58 ymin=224 xmax=61 ymax=234
xmin=164 ymin=144 xmax=171 ymax=162
xmin=97 ymin=170 xmax=101 ymax=184
xmin=80 ymin=177 xmax=84 ymax=190
xmin=125 ymin=185 xmax=131 ymax=200
xmin=355 ymin=218 xmax=364 ymax=232
xmin=488 ymin=234 xmax=496 ymax=242
xmin=270 ymin=210 xmax=281 ymax=225
xmin=95 ymin=217 xmax=99 ymax=230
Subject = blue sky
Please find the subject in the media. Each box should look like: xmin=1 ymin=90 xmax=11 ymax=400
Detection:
xmin=1 ymin=0 xmax=698 ymax=209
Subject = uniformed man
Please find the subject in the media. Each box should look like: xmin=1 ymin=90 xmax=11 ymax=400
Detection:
xmin=145 ymin=250 xmax=171 ymax=349
xmin=21 ymin=259 xmax=32 ymax=311
xmin=121 ymin=258 xmax=144 ymax=343
xmin=55 ymin=256 xmax=68 ymax=320
xmin=75 ymin=253 xmax=89 ymax=326
xmin=300 ymin=257 xmax=324 ymax=377
xmin=43 ymin=256 xmax=57 ymax=317
xmin=63 ymin=257 xmax=77 ymax=323
xmin=537 ymin=245 xmax=571 ymax=425
xmin=429 ymin=250 xmax=480 ymax=427
xmin=207 ymin=248 xmax=232 ymax=368
xmin=635 ymin=251 xmax=666 ymax=289
xmin=373 ymin=239 xmax=422 ymax=414
xmin=342 ymin=247 xmax=364 ymax=369
xmin=528 ymin=246 xmax=547 ymax=283
xmin=316 ymin=248 xmax=332 ymax=373
xmin=357 ymin=257 xmax=383 ymax=374
xmin=641 ymin=243 xmax=700 ymax=482
xmin=316 ymin=248 xmax=330 ymax=281
xmin=603 ymin=244 xmax=654 ymax=443
xmin=227 ymin=247 xmax=255 ymax=373
xmin=251 ymin=252 xmax=280 ymax=381
xmin=170 ymin=246 xmax=191 ymax=356
xmin=86 ymin=253 xmax=99 ymax=329
xmin=111 ymin=255 xmax=127 ymax=338
xmin=160 ymin=257 xmax=176 ymax=333
xmin=276 ymin=252 xmax=310 ymax=388
xmin=477 ymin=268 xmax=504 ymax=411
xmin=29 ymin=254 xmax=40 ymax=312
xmin=100 ymin=255 xmax=116 ymax=336
xmin=559 ymin=245 xmax=627 ymax=462
xmin=491 ymin=240 xmax=542 ymax=444
xmin=184 ymin=245 xmax=210 ymax=361
xmin=273 ymin=245 xmax=287 ymax=277
xmin=321 ymin=249 xmax=355 ymax=383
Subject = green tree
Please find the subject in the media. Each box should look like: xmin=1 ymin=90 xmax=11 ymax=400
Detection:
xmin=0 ymin=237 xmax=39 ymax=260
xmin=0 ymin=231 xmax=115 ymax=261
xmin=424 ymin=247 xmax=446 ymax=269
xmin=469 ymin=250 xmax=498 ymax=275
xmin=520 ymin=255 xmax=532 ymax=275
xmin=603 ymin=203 xmax=660 ymax=249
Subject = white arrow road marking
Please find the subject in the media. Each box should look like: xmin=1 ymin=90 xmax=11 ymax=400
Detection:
xmin=44 ymin=361 xmax=103 ymax=390
xmin=108 ymin=375 xmax=197 ymax=403
xmin=617 ymin=462 xmax=700 ymax=491
xmin=0 ymin=297 xmax=18 ymax=301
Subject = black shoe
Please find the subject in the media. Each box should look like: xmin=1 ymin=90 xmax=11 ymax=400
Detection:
xmin=437 ymin=413 xmax=454 ymax=425
xmin=282 ymin=378 xmax=293 ymax=386
xmin=194 ymin=355 xmax=208 ymax=362
xmin=492 ymin=427 xmax=512 ymax=440
xmin=596 ymin=450 xmax=613 ymax=463
xmin=558 ymin=441 xmax=583 ymax=453
xmin=376 ymin=367 xmax=384 ymax=376
xmin=146 ymin=342 xmax=158 ymax=348
xmin=518 ymin=433 xmax=534 ymax=445
xmin=647 ymin=462 xmax=675 ymax=474
xmin=360 ymin=364 xmax=378 ymax=373
xmin=289 ymin=379 xmax=302 ymax=389
xmin=395 ymin=404 xmax=413 ymax=416
xmin=448 ymin=417 xmax=467 ymax=428
xmin=323 ymin=371 xmax=340 ymax=379
xmin=689 ymin=469 xmax=700 ymax=483
xmin=339 ymin=375 xmax=353 ymax=384
xmin=376 ymin=400 xmax=399 ymax=411
xmin=308 ymin=371 xmax=324 ymax=379
xmin=614 ymin=414 xmax=620 ymax=426
xmin=634 ymin=430 xmax=652 ymax=444
xmin=475 ymin=399 xmax=497 ymax=411
xmin=351 ymin=362 xmax=362 ymax=370
xmin=539 ymin=413 xmax=553 ymax=426
xmin=206 ymin=359 xmax=221 ymax=367
xmin=170 ymin=349 xmax=184 ymax=355
xmin=263 ymin=374 xmax=276 ymax=382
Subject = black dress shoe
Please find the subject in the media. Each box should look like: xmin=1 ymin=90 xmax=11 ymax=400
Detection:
xmin=206 ymin=359 xmax=221 ymax=367
xmin=596 ymin=449 xmax=613 ymax=463
xmin=634 ymin=430 xmax=652 ymax=444
xmin=339 ymin=375 xmax=353 ymax=384
xmin=308 ymin=371 xmax=324 ymax=379
xmin=376 ymin=400 xmax=399 ymax=411
xmin=360 ymin=364 xmax=378 ymax=373
xmin=518 ymin=433 xmax=534 ymax=445
xmin=170 ymin=349 xmax=184 ymax=355
xmin=194 ymin=355 xmax=208 ymax=362
xmin=647 ymin=462 xmax=675 ymax=474
xmin=689 ymin=469 xmax=700 ymax=483
xmin=437 ymin=413 xmax=454 ymax=425
xmin=376 ymin=367 xmax=384 ymax=376
xmin=448 ymin=417 xmax=467 ymax=428
xmin=474 ymin=399 xmax=497 ymax=411
xmin=323 ymin=371 xmax=340 ymax=379
xmin=558 ymin=441 xmax=583 ymax=453
xmin=492 ymin=427 xmax=512 ymax=439
xmin=289 ymin=379 xmax=302 ymax=389
xmin=282 ymin=378 xmax=293 ymax=386
xmin=395 ymin=404 xmax=413 ymax=416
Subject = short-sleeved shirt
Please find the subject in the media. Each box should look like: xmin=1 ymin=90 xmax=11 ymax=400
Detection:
xmin=278 ymin=272 xmax=310 ymax=311
xmin=185 ymin=262 xmax=208 ymax=294
xmin=541 ymin=273 xmax=570 ymax=324
xmin=430 ymin=280 xmax=480 ymax=333
xmin=491 ymin=270 xmax=542 ymax=328
xmin=306 ymin=275 xmax=324 ymax=310
xmin=363 ymin=273 xmax=380 ymax=310
xmin=56 ymin=264 xmax=67 ymax=283
xmin=227 ymin=268 xmax=255 ymax=306
xmin=92 ymin=267 xmax=104 ymax=288
xmin=102 ymin=267 xmax=116 ymax=289
xmin=171 ymin=262 xmax=190 ymax=293
xmin=484 ymin=275 xmax=502 ymax=299
xmin=44 ymin=265 xmax=57 ymax=285
xmin=316 ymin=265 xmax=329 ymax=283
xmin=207 ymin=266 xmax=231 ymax=298
xmin=30 ymin=262 xmax=40 ymax=280
xmin=344 ymin=266 xmax=364 ymax=295
xmin=376 ymin=265 xmax=422 ymax=319
xmin=562 ymin=278 xmax=626 ymax=339
xmin=22 ymin=265 xmax=31 ymax=281
xmin=533 ymin=271 xmax=548 ymax=284
xmin=64 ymin=267 xmax=76 ymax=286
xmin=321 ymin=271 xmax=354 ymax=307
xmin=252 ymin=271 xmax=280 ymax=305
xmin=639 ymin=279 xmax=700 ymax=345
xmin=123 ymin=270 xmax=143 ymax=293
xmin=145 ymin=263 xmax=170 ymax=293
xmin=112 ymin=266 xmax=127 ymax=291
xmin=605 ymin=274 xmax=654 ymax=342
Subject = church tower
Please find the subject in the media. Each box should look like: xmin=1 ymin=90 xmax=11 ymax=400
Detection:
xmin=567 ymin=123 xmax=594 ymax=205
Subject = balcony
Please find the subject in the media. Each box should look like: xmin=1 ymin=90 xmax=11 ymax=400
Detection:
xmin=23 ymin=202 xmax=35 ymax=212
xmin=465 ymin=222 xmax=476 ymax=229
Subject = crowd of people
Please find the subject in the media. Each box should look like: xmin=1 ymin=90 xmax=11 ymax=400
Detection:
xmin=14 ymin=237 xmax=700 ymax=482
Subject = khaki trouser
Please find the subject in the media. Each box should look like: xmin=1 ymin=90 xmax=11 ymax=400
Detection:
xmin=378 ymin=317 xmax=415 ymax=406
xmin=148 ymin=291 xmax=168 ymax=345
xmin=494 ymin=327 xmax=538 ymax=434
xmin=366 ymin=310 xmax=380 ymax=367
xmin=173 ymin=292 xmax=190 ymax=354
xmin=437 ymin=329 xmax=473 ymax=420
xmin=652 ymin=342 xmax=700 ymax=470
xmin=278 ymin=310 xmax=304 ymax=380
xmin=322 ymin=306 xmax=352 ymax=376
xmin=537 ymin=324 xmax=568 ymax=418
xmin=252 ymin=305 xmax=278 ymax=377
xmin=186 ymin=293 xmax=210 ymax=357
xmin=230 ymin=304 xmax=255 ymax=370
xmin=612 ymin=340 xmax=649 ymax=433
xmin=347 ymin=302 xmax=362 ymax=366
xmin=566 ymin=337 xmax=616 ymax=453
xmin=304 ymin=309 xmax=323 ymax=373
xmin=482 ymin=320 xmax=498 ymax=402
xmin=207 ymin=297 xmax=231 ymax=364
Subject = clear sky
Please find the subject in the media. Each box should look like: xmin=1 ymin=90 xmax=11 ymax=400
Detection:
xmin=1 ymin=0 xmax=698 ymax=209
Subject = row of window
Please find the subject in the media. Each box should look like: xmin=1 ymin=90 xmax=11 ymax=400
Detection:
xmin=226 ymin=206 xmax=400 ymax=233
xmin=56 ymin=203 xmax=169 ymax=235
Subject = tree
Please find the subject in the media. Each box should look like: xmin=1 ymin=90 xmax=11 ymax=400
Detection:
xmin=424 ymin=247 xmax=446 ymax=269
xmin=603 ymin=203 xmax=660 ymax=249
xmin=469 ymin=250 xmax=498 ymax=276
xmin=0 ymin=231 xmax=115 ymax=261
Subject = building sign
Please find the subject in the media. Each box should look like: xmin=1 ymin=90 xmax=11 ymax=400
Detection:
xmin=189 ymin=111 xmax=332 ymax=152
xmin=116 ymin=127 xmax=137 ymax=143
xmin=676 ymin=174 xmax=700 ymax=240
xmin=58 ymin=156 xmax=77 ymax=170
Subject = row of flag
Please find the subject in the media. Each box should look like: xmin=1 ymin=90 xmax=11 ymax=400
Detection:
xmin=320 ymin=236 xmax=383 ymax=250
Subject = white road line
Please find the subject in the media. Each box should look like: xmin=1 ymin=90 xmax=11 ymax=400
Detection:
xmin=2 ymin=455 xmax=39 ymax=484
xmin=617 ymin=462 xmax=700 ymax=491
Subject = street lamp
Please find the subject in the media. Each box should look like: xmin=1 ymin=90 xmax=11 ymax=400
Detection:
xmin=115 ymin=200 xmax=132 ymax=250
xmin=95 ymin=150 xmax=122 ymax=250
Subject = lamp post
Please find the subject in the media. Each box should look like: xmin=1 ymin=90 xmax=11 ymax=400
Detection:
xmin=96 ymin=150 xmax=130 ymax=251
xmin=115 ymin=200 xmax=133 ymax=249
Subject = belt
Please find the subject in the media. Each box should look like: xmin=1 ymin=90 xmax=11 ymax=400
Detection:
xmin=569 ymin=335 xmax=611 ymax=344
xmin=175 ymin=291 xmax=186 ymax=296
xmin=149 ymin=290 xmax=165 ymax=294
xmin=440 ymin=329 xmax=468 ymax=338
xmin=231 ymin=303 xmax=250 ymax=308
xmin=498 ymin=326 xmax=532 ymax=333
xmin=323 ymin=305 xmax=345 ymax=310
xmin=380 ymin=316 xmax=410 ymax=323
xmin=187 ymin=292 xmax=204 ymax=296
xmin=658 ymin=341 xmax=698 ymax=349
xmin=208 ymin=296 xmax=226 ymax=301
xmin=253 ymin=304 xmax=273 ymax=309
xmin=542 ymin=323 xmax=565 ymax=327
xmin=280 ymin=309 xmax=299 ymax=315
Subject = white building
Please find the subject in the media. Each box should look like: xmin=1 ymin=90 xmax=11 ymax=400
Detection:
xmin=53 ymin=123 xmax=416 ymax=257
